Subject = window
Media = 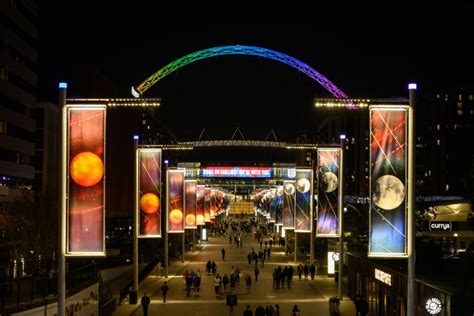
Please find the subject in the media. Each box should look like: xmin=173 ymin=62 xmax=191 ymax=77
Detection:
xmin=437 ymin=139 xmax=441 ymax=145
xmin=436 ymin=124 xmax=440 ymax=131
xmin=0 ymin=121 xmax=6 ymax=133
xmin=0 ymin=66 xmax=7 ymax=80
xmin=445 ymin=184 xmax=449 ymax=191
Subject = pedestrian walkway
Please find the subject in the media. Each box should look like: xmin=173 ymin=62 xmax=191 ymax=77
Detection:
xmin=112 ymin=235 xmax=355 ymax=315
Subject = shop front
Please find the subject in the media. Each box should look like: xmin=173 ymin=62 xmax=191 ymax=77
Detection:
xmin=345 ymin=252 xmax=453 ymax=315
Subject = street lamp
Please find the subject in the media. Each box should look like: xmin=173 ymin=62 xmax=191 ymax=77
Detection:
xmin=338 ymin=134 xmax=346 ymax=300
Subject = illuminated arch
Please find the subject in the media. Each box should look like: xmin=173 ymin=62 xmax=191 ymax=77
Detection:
xmin=132 ymin=45 xmax=349 ymax=100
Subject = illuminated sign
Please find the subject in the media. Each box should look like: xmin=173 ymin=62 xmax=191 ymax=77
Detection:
xmin=429 ymin=221 xmax=452 ymax=231
xmin=200 ymin=167 xmax=273 ymax=178
xmin=425 ymin=298 xmax=442 ymax=315
xmin=328 ymin=251 xmax=335 ymax=275
xmin=374 ymin=268 xmax=392 ymax=286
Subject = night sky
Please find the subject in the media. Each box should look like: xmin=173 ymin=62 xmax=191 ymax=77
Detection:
xmin=39 ymin=3 xmax=474 ymax=141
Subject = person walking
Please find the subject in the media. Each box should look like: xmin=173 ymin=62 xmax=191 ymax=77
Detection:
xmin=221 ymin=247 xmax=226 ymax=261
xmin=272 ymin=304 xmax=280 ymax=316
xmin=245 ymin=273 xmax=252 ymax=293
xmin=291 ymin=305 xmax=301 ymax=316
xmin=161 ymin=282 xmax=169 ymax=303
xmin=297 ymin=264 xmax=303 ymax=280
xmin=254 ymin=266 xmax=259 ymax=282
xmin=310 ymin=263 xmax=316 ymax=280
xmin=303 ymin=264 xmax=309 ymax=280
xmin=247 ymin=252 xmax=252 ymax=265
xmin=141 ymin=292 xmax=150 ymax=316
xmin=243 ymin=305 xmax=254 ymax=316
xmin=264 ymin=303 xmax=273 ymax=316
xmin=255 ymin=304 xmax=265 ymax=316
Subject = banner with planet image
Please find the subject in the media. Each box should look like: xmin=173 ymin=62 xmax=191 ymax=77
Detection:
xmin=138 ymin=149 xmax=162 ymax=238
xmin=283 ymin=181 xmax=295 ymax=229
xmin=184 ymin=180 xmax=197 ymax=229
xmin=196 ymin=185 xmax=205 ymax=225
xmin=204 ymin=188 xmax=211 ymax=222
xmin=167 ymin=169 xmax=185 ymax=233
xmin=66 ymin=105 xmax=106 ymax=256
xmin=295 ymin=169 xmax=313 ymax=232
xmin=275 ymin=186 xmax=284 ymax=226
xmin=316 ymin=148 xmax=341 ymax=238
xmin=369 ymin=107 xmax=408 ymax=257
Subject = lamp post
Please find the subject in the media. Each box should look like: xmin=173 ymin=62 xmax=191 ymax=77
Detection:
xmin=164 ymin=159 xmax=169 ymax=278
xmin=407 ymin=83 xmax=417 ymax=316
xmin=338 ymin=134 xmax=346 ymax=300
xmin=57 ymin=82 xmax=67 ymax=316
xmin=132 ymin=134 xmax=139 ymax=303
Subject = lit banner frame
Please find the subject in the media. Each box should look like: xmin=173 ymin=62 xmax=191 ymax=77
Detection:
xmin=283 ymin=181 xmax=295 ymax=229
xmin=137 ymin=149 xmax=162 ymax=238
xmin=316 ymin=148 xmax=342 ymax=238
xmin=167 ymin=169 xmax=185 ymax=233
xmin=275 ymin=185 xmax=284 ymax=226
xmin=196 ymin=185 xmax=205 ymax=225
xmin=295 ymin=169 xmax=313 ymax=232
xmin=64 ymin=104 xmax=106 ymax=257
xmin=369 ymin=105 xmax=409 ymax=258
xmin=184 ymin=180 xmax=197 ymax=229
xmin=204 ymin=188 xmax=211 ymax=222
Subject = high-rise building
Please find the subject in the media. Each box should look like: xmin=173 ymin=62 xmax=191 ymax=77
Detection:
xmin=416 ymin=91 xmax=474 ymax=199
xmin=0 ymin=0 xmax=38 ymax=202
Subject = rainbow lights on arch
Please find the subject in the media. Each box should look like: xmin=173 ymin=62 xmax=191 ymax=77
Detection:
xmin=133 ymin=45 xmax=350 ymax=104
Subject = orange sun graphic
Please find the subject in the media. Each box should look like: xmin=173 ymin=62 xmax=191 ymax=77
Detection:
xmin=70 ymin=152 xmax=104 ymax=187
xmin=140 ymin=193 xmax=160 ymax=214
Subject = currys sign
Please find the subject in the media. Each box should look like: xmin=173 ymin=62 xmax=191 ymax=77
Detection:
xmin=429 ymin=221 xmax=452 ymax=231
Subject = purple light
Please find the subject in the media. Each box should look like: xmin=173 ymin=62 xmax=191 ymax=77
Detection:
xmin=164 ymin=160 xmax=169 ymax=164
xmin=59 ymin=82 xmax=68 ymax=89
xmin=133 ymin=135 xmax=139 ymax=140
xmin=408 ymin=83 xmax=417 ymax=90
xmin=340 ymin=134 xmax=346 ymax=140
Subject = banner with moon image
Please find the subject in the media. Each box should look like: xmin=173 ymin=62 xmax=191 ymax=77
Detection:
xmin=316 ymin=148 xmax=341 ymax=238
xmin=204 ymin=188 xmax=211 ymax=222
xmin=283 ymin=181 xmax=296 ymax=229
xmin=167 ymin=169 xmax=185 ymax=233
xmin=184 ymin=180 xmax=197 ymax=229
xmin=275 ymin=186 xmax=284 ymax=226
xmin=196 ymin=185 xmax=205 ymax=225
xmin=138 ymin=149 xmax=162 ymax=238
xmin=295 ymin=169 xmax=313 ymax=232
xmin=369 ymin=107 xmax=408 ymax=257
xmin=66 ymin=105 xmax=106 ymax=256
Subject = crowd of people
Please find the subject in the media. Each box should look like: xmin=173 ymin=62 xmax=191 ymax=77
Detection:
xmin=140 ymin=218 xmax=314 ymax=315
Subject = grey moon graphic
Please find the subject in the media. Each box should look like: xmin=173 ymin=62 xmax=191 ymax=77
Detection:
xmin=322 ymin=171 xmax=338 ymax=193
xmin=296 ymin=178 xmax=310 ymax=193
xmin=373 ymin=175 xmax=405 ymax=210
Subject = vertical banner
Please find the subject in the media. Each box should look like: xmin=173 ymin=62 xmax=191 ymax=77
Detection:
xmin=184 ymin=180 xmax=197 ymax=229
xmin=167 ymin=169 xmax=185 ymax=233
xmin=316 ymin=148 xmax=341 ymax=237
xmin=283 ymin=181 xmax=295 ymax=229
xmin=66 ymin=105 xmax=106 ymax=256
xmin=210 ymin=189 xmax=216 ymax=219
xmin=196 ymin=185 xmax=205 ymax=225
xmin=369 ymin=106 xmax=408 ymax=257
xmin=275 ymin=186 xmax=284 ymax=226
xmin=204 ymin=188 xmax=211 ymax=222
xmin=137 ymin=149 xmax=162 ymax=237
xmin=295 ymin=169 xmax=313 ymax=232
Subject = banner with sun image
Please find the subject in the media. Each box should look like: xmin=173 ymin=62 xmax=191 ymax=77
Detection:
xmin=369 ymin=107 xmax=408 ymax=257
xmin=137 ymin=149 xmax=161 ymax=238
xmin=184 ymin=180 xmax=197 ymax=229
xmin=66 ymin=105 xmax=106 ymax=256
xmin=204 ymin=188 xmax=211 ymax=222
xmin=283 ymin=181 xmax=295 ymax=229
xmin=316 ymin=148 xmax=341 ymax=238
xmin=167 ymin=169 xmax=185 ymax=233
xmin=196 ymin=185 xmax=205 ymax=225
xmin=295 ymin=169 xmax=313 ymax=232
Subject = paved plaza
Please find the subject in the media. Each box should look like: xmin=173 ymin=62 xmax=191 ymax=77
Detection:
xmin=112 ymin=234 xmax=355 ymax=315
